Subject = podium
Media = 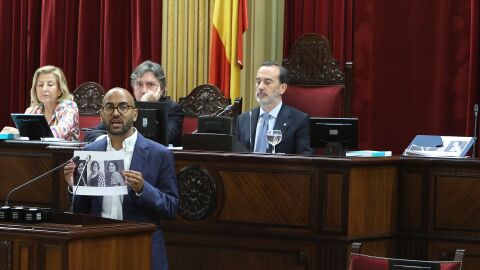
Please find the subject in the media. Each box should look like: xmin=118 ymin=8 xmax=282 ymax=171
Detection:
xmin=182 ymin=133 xmax=249 ymax=152
xmin=0 ymin=210 xmax=155 ymax=270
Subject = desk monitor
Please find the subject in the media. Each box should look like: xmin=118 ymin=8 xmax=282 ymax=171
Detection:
xmin=134 ymin=101 xmax=169 ymax=146
xmin=197 ymin=116 xmax=232 ymax=135
xmin=310 ymin=117 xmax=358 ymax=156
xmin=11 ymin=113 xmax=54 ymax=140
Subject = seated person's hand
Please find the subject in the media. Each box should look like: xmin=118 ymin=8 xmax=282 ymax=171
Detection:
xmin=64 ymin=160 xmax=76 ymax=187
xmin=1 ymin=126 xmax=19 ymax=134
xmin=140 ymin=85 xmax=162 ymax=102
xmin=25 ymin=105 xmax=42 ymax=114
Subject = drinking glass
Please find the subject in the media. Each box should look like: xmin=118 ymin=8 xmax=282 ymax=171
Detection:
xmin=266 ymin=130 xmax=282 ymax=154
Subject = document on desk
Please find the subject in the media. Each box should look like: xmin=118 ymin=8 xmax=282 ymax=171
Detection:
xmin=402 ymin=135 xmax=474 ymax=158
xmin=72 ymin=151 xmax=128 ymax=196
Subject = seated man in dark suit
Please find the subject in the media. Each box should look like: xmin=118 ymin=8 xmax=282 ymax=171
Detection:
xmin=235 ymin=61 xmax=312 ymax=155
xmin=84 ymin=60 xmax=184 ymax=146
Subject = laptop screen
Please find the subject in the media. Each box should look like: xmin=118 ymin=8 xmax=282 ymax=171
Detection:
xmin=11 ymin=113 xmax=54 ymax=140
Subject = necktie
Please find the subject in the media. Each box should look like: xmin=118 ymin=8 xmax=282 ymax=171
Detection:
xmin=255 ymin=113 xmax=270 ymax=153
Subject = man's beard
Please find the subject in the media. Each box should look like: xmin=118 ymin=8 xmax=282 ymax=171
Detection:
xmin=256 ymin=93 xmax=277 ymax=107
xmin=107 ymin=118 xmax=134 ymax=135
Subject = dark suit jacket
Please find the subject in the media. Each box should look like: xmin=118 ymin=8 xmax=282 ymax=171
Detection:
xmin=84 ymin=100 xmax=184 ymax=146
xmin=234 ymin=104 xmax=312 ymax=155
xmin=74 ymin=133 xmax=179 ymax=270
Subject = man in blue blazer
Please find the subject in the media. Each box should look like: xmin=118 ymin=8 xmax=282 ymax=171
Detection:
xmin=64 ymin=88 xmax=179 ymax=270
xmin=235 ymin=61 xmax=312 ymax=155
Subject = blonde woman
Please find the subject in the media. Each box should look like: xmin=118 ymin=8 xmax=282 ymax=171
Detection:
xmin=1 ymin=65 xmax=80 ymax=140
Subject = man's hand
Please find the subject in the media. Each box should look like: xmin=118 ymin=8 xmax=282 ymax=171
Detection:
xmin=140 ymin=85 xmax=162 ymax=102
xmin=1 ymin=126 xmax=19 ymax=134
xmin=123 ymin=170 xmax=144 ymax=194
xmin=64 ymin=160 xmax=76 ymax=187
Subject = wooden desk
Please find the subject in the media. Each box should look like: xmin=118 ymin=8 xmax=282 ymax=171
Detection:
xmin=0 ymin=211 xmax=154 ymax=270
xmin=166 ymin=151 xmax=398 ymax=270
xmin=398 ymin=157 xmax=480 ymax=270
xmin=1 ymin=141 xmax=480 ymax=269
xmin=0 ymin=141 xmax=74 ymax=211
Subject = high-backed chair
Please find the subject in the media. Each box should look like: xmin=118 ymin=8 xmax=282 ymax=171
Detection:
xmin=282 ymin=33 xmax=353 ymax=117
xmin=73 ymin=82 xmax=105 ymax=141
xmin=178 ymin=84 xmax=242 ymax=134
xmin=349 ymin=242 xmax=465 ymax=270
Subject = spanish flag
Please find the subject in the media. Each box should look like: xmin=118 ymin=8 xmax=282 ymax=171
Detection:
xmin=209 ymin=0 xmax=248 ymax=99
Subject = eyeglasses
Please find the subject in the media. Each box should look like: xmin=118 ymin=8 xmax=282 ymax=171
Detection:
xmin=101 ymin=103 xmax=135 ymax=114
xmin=134 ymin=81 xmax=158 ymax=89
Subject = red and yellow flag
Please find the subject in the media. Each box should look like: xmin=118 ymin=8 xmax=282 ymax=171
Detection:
xmin=209 ymin=0 xmax=248 ymax=99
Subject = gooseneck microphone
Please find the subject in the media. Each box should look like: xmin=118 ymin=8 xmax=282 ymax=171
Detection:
xmin=473 ymin=104 xmax=478 ymax=158
xmin=4 ymin=156 xmax=80 ymax=206
xmin=70 ymin=155 xmax=91 ymax=213
xmin=214 ymin=105 xmax=233 ymax=116
xmin=249 ymin=111 xmax=252 ymax=151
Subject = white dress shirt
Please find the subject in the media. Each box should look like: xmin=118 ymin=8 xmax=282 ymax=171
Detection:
xmin=101 ymin=129 xmax=138 ymax=220
xmin=254 ymin=102 xmax=282 ymax=152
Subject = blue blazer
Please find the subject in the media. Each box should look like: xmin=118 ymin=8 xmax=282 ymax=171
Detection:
xmin=234 ymin=104 xmax=312 ymax=155
xmin=74 ymin=133 xmax=179 ymax=270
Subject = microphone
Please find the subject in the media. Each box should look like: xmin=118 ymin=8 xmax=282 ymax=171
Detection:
xmin=214 ymin=105 xmax=233 ymax=116
xmin=4 ymin=156 xmax=80 ymax=206
xmin=249 ymin=111 xmax=252 ymax=151
xmin=80 ymin=128 xmax=108 ymax=133
xmin=70 ymin=155 xmax=91 ymax=213
xmin=77 ymin=155 xmax=91 ymax=186
xmin=473 ymin=104 xmax=478 ymax=158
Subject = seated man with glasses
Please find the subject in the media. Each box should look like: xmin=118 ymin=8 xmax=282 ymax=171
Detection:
xmin=64 ymin=87 xmax=179 ymax=270
xmin=84 ymin=60 xmax=184 ymax=146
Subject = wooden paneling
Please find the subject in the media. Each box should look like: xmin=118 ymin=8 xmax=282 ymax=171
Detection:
xmin=400 ymin=170 xmax=426 ymax=230
xmin=42 ymin=244 xmax=62 ymax=270
xmin=353 ymin=239 xmax=396 ymax=257
xmin=348 ymin=166 xmax=397 ymax=237
xmin=0 ymin=240 xmax=12 ymax=270
xmin=6 ymin=142 xmax=480 ymax=270
xmin=167 ymin=233 xmax=313 ymax=270
xmin=68 ymin=235 xmax=152 ymax=270
xmin=218 ymin=170 xmax=311 ymax=227
xmin=0 ymin=142 xmax=72 ymax=210
xmin=166 ymin=152 xmax=399 ymax=270
xmin=434 ymin=175 xmax=480 ymax=231
xmin=0 ymin=212 xmax=154 ymax=270
xmin=323 ymin=173 xmax=343 ymax=232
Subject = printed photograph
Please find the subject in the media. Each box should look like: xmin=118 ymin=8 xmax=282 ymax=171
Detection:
xmin=104 ymin=160 xmax=126 ymax=186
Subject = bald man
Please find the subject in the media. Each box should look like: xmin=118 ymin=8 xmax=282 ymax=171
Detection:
xmin=64 ymin=88 xmax=179 ymax=270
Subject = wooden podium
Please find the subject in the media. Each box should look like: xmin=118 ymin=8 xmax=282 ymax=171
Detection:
xmin=0 ymin=210 xmax=155 ymax=270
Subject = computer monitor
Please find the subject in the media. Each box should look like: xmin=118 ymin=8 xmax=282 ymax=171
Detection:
xmin=134 ymin=101 xmax=169 ymax=146
xmin=197 ymin=115 xmax=232 ymax=135
xmin=309 ymin=117 xmax=358 ymax=156
xmin=11 ymin=113 xmax=54 ymax=140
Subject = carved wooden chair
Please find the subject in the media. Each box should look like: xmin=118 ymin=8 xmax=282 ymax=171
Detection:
xmin=349 ymin=242 xmax=465 ymax=270
xmin=73 ymin=82 xmax=105 ymax=140
xmin=282 ymin=33 xmax=353 ymax=117
xmin=178 ymin=84 xmax=242 ymax=134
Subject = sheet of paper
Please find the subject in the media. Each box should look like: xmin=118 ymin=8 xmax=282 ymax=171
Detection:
xmin=72 ymin=151 xmax=128 ymax=196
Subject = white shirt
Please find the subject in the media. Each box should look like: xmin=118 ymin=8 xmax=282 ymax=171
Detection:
xmin=101 ymin=129 xmax=138 ymax=220
xmin=254 ymin=102 xmax=282 ymax=152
